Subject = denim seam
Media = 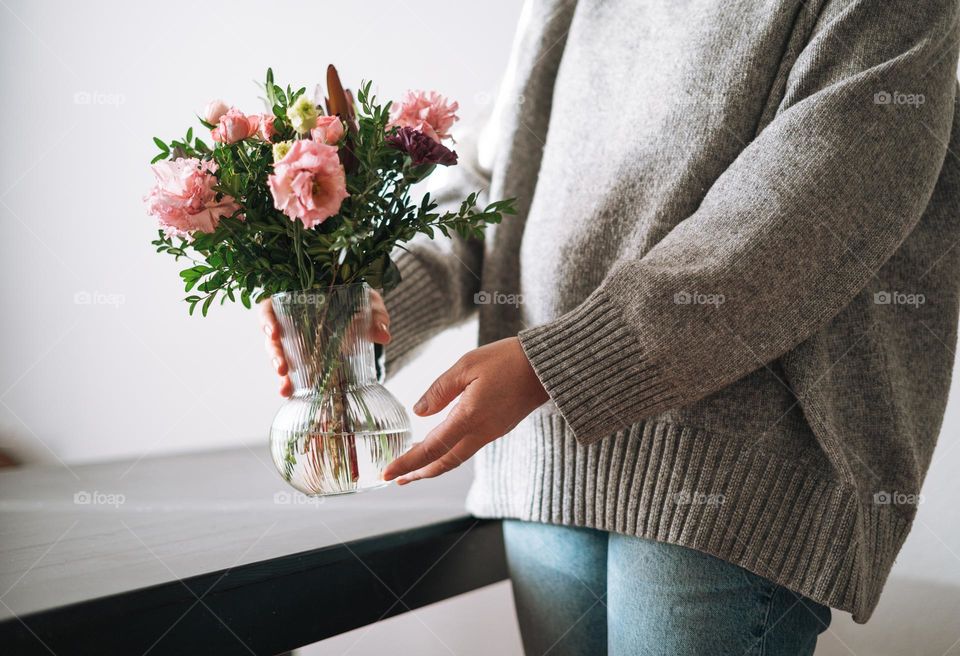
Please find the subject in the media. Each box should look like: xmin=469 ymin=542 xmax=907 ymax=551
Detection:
xmin=757 ymin=584 xmax=777 ymax=656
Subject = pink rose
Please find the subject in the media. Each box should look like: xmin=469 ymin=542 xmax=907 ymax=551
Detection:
xmin=145 ymin=158 xmax=240 ymax=238
xmin=211 ymin=107 xmax=259 ymax=144
xmin=388 ymin=90 xmax=459 ymax=143
xmin=268 ymin=140 xmax=348 ymax=228
xmin=258 ymin=113 xmax=276 ymax=141
xmin=203 ymin=99 xmax=229 ymax=125
xmin=310 ymin=115 xmax=344 ymax=145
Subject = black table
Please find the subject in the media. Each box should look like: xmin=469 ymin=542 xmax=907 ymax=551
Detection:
xmin=0 ymin=447 xmax=507 ymax=655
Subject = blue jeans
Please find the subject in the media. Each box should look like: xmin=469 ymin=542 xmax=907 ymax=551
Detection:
xmin=503 ymin=520 xmax=831 ymax=656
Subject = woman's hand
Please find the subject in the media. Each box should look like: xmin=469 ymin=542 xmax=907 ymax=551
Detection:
xmin=258 ymin=290 xmax=392 ymax=397
xmin=382 ymin=337 xmax=549 ymax=485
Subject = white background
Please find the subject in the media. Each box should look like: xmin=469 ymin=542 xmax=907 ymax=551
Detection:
xmin=1 ymin=1 xmax=958 ymax=654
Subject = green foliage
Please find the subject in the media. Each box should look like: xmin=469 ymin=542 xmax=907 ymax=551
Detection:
xmin=151 ymin=70 xmax=515 ymax=314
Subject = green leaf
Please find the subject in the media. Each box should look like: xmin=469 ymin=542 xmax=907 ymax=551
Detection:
xmin=382 ymin=256 xmax=402 ymax=292
xmin=266 ymin=68 xmax=277 ymax=105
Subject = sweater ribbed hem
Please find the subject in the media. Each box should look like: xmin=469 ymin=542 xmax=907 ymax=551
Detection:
xmin=518 ymin=290 xmax=679 ymax=445
xmin=382 ymin=253 xmax=448 ymax=372
xmin=466 ymin=414 xmax=913 ymax=623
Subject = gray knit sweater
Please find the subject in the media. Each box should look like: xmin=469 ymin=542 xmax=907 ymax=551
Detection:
xmin=385 ymin=0 xmax=960 ymax=622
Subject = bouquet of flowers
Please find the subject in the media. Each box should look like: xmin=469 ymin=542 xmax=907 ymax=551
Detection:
xmin=146 ymin=66 xmax=512 ymax=313
xmin=145 ymin=66 xmax=513 ymax=495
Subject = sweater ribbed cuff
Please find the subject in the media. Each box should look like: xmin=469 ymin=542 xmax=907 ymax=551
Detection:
xmin=518 ymin=290 xmax=679 ymax=444
xmin=382 ymin=253 xmax=449 ymax=374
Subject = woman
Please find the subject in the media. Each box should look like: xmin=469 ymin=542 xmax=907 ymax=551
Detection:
xmin=261 ymin=0 xmax=960 ymax=653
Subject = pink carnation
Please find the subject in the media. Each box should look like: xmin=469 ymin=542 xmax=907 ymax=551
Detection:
xmin=145 ymin=158 xmax=239 ymax=238
xmin=211 ymin=107 xmax=259 ymax=144
xmin=310 ymin=115 xmax=344 ymax=145
xmin=388 ymin=90 xmax=459 ymax=143
xmin=268 ymin=140 xmax=348 ymax=228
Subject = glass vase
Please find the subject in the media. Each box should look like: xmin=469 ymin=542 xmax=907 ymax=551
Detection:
xmin=269 ymin=284 xmax=412 ymax=495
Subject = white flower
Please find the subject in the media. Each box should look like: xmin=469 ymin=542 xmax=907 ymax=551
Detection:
xmin=272 ymin=140 xmax=293 ymax=162
xmin=286 ymin=95 xmax=318 ymax=134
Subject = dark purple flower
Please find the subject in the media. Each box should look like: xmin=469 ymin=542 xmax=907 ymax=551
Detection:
xmin=386 ymin=127 xmax=458 ymax=166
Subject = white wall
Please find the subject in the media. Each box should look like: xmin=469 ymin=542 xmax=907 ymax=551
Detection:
xmin=1 ymin=1 xmax=958 ymax=654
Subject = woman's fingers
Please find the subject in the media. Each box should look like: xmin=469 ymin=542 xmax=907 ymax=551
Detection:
xmin=395 ymin=438 xmax=481 ymax=484
xmin=259 ymin=299 xmax=292 ymax=397
xmin=370 ymin=315 xmax=391 ymax=344
xmin=266 ymin=341 xmax=288 ymax=376
xmin=413 ymin=356 xmax=477 ymax=416
xmin=370 ymin=290 xmax=391 ymax=345
xmin=382 ymin=410 xmax=473 ymax=481
xmin=258 ymin=299 xmax=280 ymax=340
xmin=395 ymin=420 xmax=487 ymax=484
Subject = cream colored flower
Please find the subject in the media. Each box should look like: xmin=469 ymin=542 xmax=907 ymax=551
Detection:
xmin=272 ymin=140 xmax=293 ymax=162
xmin=286 ymin=95 xmax=318 ymax=134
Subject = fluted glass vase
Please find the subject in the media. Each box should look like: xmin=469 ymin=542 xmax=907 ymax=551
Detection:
xmin=269 ymin=284 xmax=412 ymax=495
